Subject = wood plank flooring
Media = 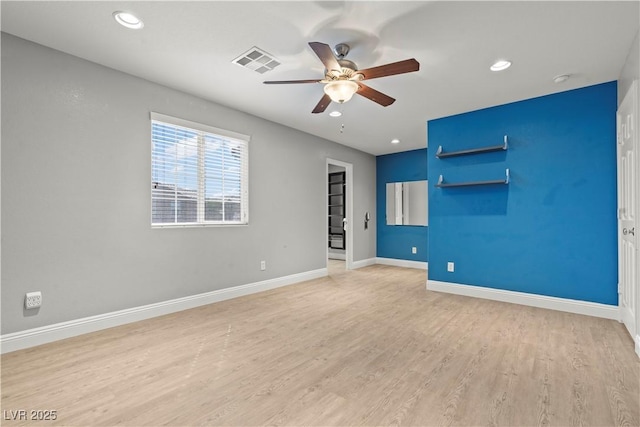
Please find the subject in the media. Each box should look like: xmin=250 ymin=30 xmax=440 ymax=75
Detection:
xmin=2 ymin=263 xmax=639 ymax=426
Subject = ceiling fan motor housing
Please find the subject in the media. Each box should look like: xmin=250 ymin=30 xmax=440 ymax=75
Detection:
xmin=333 ymin=43 xmax=359 ymax=75
xmin=338 ymin=59 xmax=357 ymax=71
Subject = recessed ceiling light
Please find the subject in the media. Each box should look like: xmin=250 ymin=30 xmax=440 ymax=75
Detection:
xmin=391 ymin=138 xmax=400 ymax=144
xmin=113 ymin=11 xmax=144 ymax=29
xmin=553 ymin=74 xmax=570 ymax=84
xmin=329 ymin=111 xmax=342 ymax=117
xmin=490 ymin=60 xmax=511 ymax=72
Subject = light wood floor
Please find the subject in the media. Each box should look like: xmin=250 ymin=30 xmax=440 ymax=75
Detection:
xmin=2 ymin=264 xmax=639 ymax=426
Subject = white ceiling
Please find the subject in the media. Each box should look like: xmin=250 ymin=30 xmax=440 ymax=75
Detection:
xmin=2 ymin=1 xmax=638 ymax=155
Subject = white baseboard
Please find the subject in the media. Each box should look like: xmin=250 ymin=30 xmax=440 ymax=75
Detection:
xmin=636 ymin=335 xmax=640 ymax=358
xmin=351 ymin=258 xmax=376 ymax=269
xmin=1 ymin=268 xmax=328 ymax=354
xmin=376 ymin=257 xmax=428 ymax=270
xmin=427 ymin=280 xmax=620 ymax=320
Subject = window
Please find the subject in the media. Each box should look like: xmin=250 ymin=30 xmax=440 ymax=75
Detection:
xmin=150 ymin=113 xmax=249 ymax=226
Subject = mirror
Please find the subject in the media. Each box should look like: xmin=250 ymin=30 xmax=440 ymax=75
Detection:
xmin=386 ymin=180 xmax=428 ymax=226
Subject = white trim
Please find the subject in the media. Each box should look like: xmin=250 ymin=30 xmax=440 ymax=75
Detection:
xmin=1 ymin=268 xmax=327 ymax=354
xmin=150 ymin=112 xmax=250 ymax=142
xmin=352 ymin=258 xmax=377 ymax=269
xmin=376 ymin=257 xmax=428 ymax=270
xmin=427 ymin=280 xmax=620 ymax=320
xmin=636 ymin=335 xmax=640 ymax=358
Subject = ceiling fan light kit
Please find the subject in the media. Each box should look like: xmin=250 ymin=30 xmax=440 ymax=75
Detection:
xmin=323 ymin=80 xmax=359 ymax=103
xmin=264 ymin=42 xmax=420 ymax=114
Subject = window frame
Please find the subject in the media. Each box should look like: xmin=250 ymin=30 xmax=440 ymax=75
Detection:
xmin=150 ymin=112 xmax=250 ymax=228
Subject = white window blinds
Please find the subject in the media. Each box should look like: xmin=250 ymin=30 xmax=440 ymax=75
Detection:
xmin=150 ymin=113 xmax=249 ymax=226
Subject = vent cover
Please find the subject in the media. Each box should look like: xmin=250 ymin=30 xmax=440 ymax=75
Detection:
xmin=232 ymin=47 xmax=280 ymax=74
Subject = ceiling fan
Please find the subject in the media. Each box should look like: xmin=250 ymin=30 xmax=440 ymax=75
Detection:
xmin=263 ymin=42 xmax=420 ymax=114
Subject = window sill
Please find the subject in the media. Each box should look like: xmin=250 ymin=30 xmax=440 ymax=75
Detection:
xmin=152 ymin=222 xmax=249 ymax=229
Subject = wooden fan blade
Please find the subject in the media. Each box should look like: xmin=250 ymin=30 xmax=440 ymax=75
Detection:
xmin=263 ymin=79 xmax=322 ymax=84
xmin=312 ymin=94 xmax=332 ymax=114
xmin=309 ymin=42 xmax=341 ymax=72
xmin=356 ymin=83 xmax=395 ymax=107
xmin=356 ymin=58 xmax=420 ymax=80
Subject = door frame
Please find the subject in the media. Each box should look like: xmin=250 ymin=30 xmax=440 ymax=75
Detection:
xmin=326 ymin=158 xmax=353 ymax=270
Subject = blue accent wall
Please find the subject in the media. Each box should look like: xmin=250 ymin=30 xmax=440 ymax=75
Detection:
xmin=427 ymin=82 xmax=618 ymax=305
xmin=376 ymin=148 xmax=428 ymax=262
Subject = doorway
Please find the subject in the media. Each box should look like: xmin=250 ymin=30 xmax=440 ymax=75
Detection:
xmin=326 ymin=159 xmax=353 ymax=271
xmin=328 ymin=166 xmax=346 ymax=262
xmin=617 ymin=80 xmax=639 ymax=356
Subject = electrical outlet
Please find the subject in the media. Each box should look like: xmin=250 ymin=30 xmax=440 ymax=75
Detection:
xmin=447 ymin=262 xmax=455 ymax=272
xmin=412 ymin=247 xmax=417 ymax=254
xmin=260 ymin=260 xmax=266 ymax=271
xmin=25 ymin=291 xmax=42 ymax=309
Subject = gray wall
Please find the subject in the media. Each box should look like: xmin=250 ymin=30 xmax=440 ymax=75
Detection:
xmin=619 ymin=30 xmax=639 ymax=103
xmin=1 ymin=33 xmax=376 ymax=334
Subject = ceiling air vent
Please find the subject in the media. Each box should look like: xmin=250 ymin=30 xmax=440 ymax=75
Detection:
xmin=232 ymin=47 xmax=280 ymax=74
